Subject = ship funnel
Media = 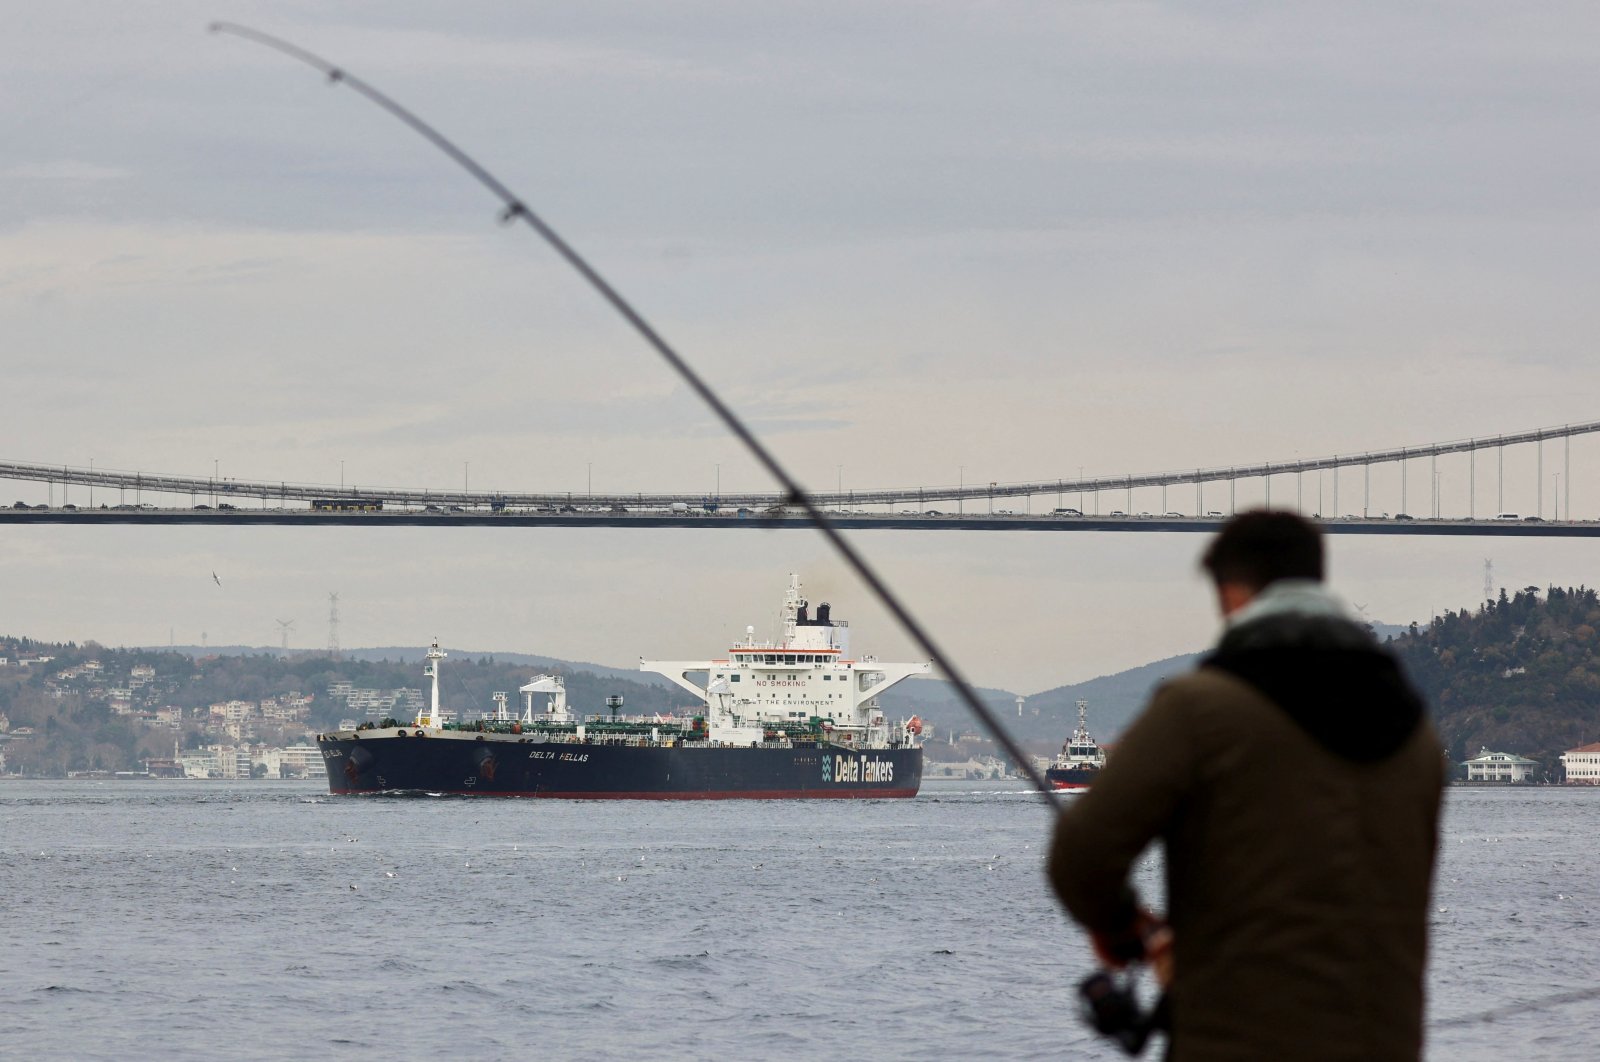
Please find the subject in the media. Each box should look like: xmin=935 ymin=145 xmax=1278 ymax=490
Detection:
xmin=816 ymin=603 xmax=832 ymax=625
xmin=797 ymin=604 xmax=809 ymax=624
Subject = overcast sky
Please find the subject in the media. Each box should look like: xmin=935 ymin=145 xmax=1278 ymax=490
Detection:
xmin=4 ymin=2 xmax=1600 ymax=694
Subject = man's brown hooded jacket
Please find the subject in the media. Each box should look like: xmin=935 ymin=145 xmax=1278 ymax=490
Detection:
xmin=1049 ymin=582 xmax=1443 ymax=1061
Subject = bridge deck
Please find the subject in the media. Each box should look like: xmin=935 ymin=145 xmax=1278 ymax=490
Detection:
xmin=0 ymin=509 xmax=1592 ymax=536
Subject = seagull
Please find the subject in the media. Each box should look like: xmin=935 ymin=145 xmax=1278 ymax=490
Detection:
xmin=212 ymin=571 xmax=221 ymax=587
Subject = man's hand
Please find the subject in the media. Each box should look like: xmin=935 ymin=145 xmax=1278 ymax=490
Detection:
xmin=1144 ymin=924 xmax=1173 ymax=988
xmin=1091 ymin=907 xmax=1173 ymax=987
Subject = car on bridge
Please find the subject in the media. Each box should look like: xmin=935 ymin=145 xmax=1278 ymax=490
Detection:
xmin=1051 ymin=508 xmax=1082 ymax=516
xmin=311 ymin=498 xmax=383 ymax=512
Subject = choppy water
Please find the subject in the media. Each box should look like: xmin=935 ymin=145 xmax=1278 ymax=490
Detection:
xmin=1 ymin=780 xmax=1595 ymax=1060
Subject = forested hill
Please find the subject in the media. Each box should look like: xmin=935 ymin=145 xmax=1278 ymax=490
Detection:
xmin=1389 ymin=586 xmax=1600 ymax=772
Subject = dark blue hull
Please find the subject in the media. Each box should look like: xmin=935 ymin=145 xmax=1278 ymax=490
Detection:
xmin=318 ymin=731 xmax=921 ymax=799
xmin=1046 ymin=765 xmax=1099 ymax=790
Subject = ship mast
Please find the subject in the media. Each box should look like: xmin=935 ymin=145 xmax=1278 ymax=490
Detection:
xmin=417 ymin=638 xmax=446 ymax=728
xmin=781 ymin=573 xmax=804 ymax=645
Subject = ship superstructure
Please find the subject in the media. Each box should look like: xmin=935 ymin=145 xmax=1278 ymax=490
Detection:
xmin=640 ymin=574 xmax=928 ymax=749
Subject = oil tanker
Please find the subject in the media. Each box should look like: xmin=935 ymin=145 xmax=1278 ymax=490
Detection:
xmin=317 ymin=576 xmax=929 ymax=798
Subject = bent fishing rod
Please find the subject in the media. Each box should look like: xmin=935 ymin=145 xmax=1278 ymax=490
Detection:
xmin=210 ymin=22 xmax=1060 ymax=806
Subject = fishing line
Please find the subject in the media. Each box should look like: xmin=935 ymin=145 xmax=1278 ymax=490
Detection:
xmin=209 ymin=22 xmax=1060 ymax=805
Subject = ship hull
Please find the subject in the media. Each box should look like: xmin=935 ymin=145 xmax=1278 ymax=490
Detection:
xmin=318 ymin=731 xmax=921 ymax=799
xmin=1046 ymin=765 xmax=1099 ymax=790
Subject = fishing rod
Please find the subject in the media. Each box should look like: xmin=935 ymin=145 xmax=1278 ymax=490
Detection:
xmin=210 ymin=22 xmax=1061 ymax=805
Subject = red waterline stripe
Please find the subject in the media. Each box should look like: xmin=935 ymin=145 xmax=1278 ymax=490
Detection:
xmin=326 ymin=787 xmax=920 ymax=800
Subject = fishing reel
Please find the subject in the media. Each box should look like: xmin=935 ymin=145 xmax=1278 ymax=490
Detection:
xmin=1077 ymin=967 xmax=1167 ymax=1056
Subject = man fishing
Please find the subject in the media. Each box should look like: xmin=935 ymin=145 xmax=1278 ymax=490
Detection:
xmin=207 ymin=34 xmax=1442 ymax=1054
xmin=1049 ymin=510 xmax=1444 ymax=1060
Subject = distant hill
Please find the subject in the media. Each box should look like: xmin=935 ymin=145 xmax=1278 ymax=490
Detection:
xmin=163 ymin=620 xmax=1414 ymax=756
xmin=131 ymin=612 xmax=1436 ymax=768
xmin=1385 ymin=586 xmax=1600 ymax=774
xmin=870 ymin=654 xmax=1201 ymax=756
xmin=155 ymin=644 xmax=671 ymax=690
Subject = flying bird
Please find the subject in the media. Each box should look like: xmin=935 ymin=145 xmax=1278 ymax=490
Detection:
xmin=212 ymin=571 xmax=222 ymax=587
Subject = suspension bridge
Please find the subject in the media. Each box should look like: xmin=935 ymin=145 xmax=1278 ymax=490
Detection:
xmin=1 ymin=419 xmax=1596 ymax=535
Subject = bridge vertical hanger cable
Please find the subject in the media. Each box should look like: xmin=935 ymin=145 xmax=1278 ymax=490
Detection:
xmin=209 ymin=22 xmax=1060 ymax=803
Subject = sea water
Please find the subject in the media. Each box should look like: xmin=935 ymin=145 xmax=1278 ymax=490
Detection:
xmin=1 ymin=780 xmax=1595 ymax=1060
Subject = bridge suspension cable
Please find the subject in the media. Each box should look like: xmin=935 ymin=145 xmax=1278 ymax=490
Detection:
xmin=2 ymin=420 xmax=1596 ymax=510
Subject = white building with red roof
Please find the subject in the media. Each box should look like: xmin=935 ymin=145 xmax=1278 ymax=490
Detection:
xmin=1560 ymin=742 xmax=1600 ymax=784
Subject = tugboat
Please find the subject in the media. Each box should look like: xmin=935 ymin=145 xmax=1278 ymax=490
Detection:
xmin=1045 ymin=699 xmax=1107 ymax=790
xmin=317 ymin=575 xmax=930 ymax=799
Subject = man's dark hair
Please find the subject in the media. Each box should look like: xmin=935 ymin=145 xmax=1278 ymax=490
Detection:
xmin=1200 ymin=510 xmax=1324 ymax=591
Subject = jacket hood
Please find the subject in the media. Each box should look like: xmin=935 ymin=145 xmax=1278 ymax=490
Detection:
xmin=1202 ymin=582 xmax=1425 ymax=762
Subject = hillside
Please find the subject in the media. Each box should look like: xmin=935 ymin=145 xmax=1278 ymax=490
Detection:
xmin=159 ymin=644 xmax=669 ymax=691
xmin=7 ymin=601 xmax=1576 ymax=780
xmin=0 ymin=640 xmax=683 ymax=777
xmin=1386 ymin=586 xmax=1600 ymax=773
xmin=875 ymin=655 xmax=1199 ymax=758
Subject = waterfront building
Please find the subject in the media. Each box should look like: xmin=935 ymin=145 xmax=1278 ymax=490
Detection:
xmin=1462 ymin=747 xmax=1541 ymax=783
xmin=1560 ymin=742 xmax=1600 ymax=784
xmin=925 ymin=757 xmax=1011 ymax=780
xmin=271 ymin=745 xmax=327 ymax=779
